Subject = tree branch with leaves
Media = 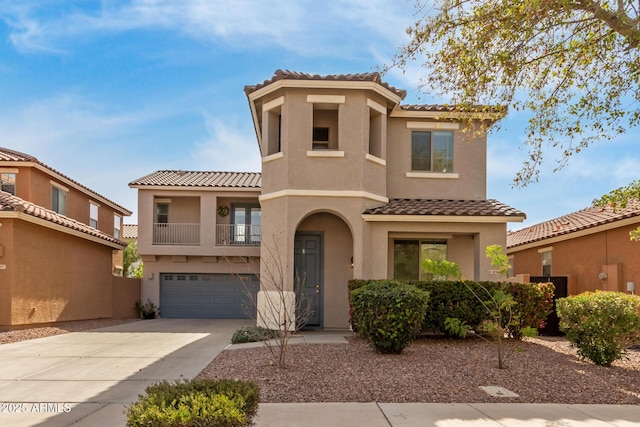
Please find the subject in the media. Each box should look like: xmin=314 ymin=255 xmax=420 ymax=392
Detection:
xmin=390 ymin=0 xmax=640 ymax=186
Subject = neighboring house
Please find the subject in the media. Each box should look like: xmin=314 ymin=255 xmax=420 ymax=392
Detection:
xmin=130 ymin=70 xmax=525 ymax=329
xmin=0 ymin=147 xmax=133 ymax=328
xmin=507 ymin=201 xmax=640 ymax=296
xmin=123 ymin=223 xmax=138 ymax=242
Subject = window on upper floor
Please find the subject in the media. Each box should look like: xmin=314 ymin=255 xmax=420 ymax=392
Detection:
xmin=394 ymin=240 xmax=447 ymax=281
xmin=114 ymin=215 xmax=121 ymax=239
xmin=232 ymin=204 xmax=261 ymax=244
xmin=312 ymin=126 xmax=330 ymax=150
xmin=51 ymin=185 xmax=67 ymax=216
xmin=541 ymin=249 xmax=552 ymax=276
xmin=156 ymin=203 xmax=169 ymax=224
xmin=308 ymin=94 xmax=344 ymax=151
xmin=411 ymin=131 xmax=454 ymax=172
xmin=368 ymin=108 xmax=383 ymax=159
xmin=265 ymin=104 xmax=282 ymax=156
xmin=89 ymin=202 xmax=99 ymax=229
xmin=0 ymin=173 xmax=16 ymax=195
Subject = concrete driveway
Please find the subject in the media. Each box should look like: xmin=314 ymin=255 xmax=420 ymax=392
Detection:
xmin=0 ymin=318 xmax=251 ymax=427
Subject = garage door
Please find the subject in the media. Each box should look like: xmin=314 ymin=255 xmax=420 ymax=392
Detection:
xmin=160 ymin=273 xmax=259 ymax=319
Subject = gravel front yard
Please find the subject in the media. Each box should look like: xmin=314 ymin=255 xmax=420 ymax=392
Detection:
xmin=198 ymin=335 xmax=640 ymax=404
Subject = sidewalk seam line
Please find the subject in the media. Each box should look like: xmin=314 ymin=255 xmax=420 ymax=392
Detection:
xmin=376 ymin=402 xmax=393 ymax=427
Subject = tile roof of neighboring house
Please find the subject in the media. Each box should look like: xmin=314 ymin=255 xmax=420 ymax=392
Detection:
xmin=0 ymin=147 xmax=132 ymax=215
xmin=363 ymin=199 xmax=526 ymax=218
xmin=244 ymin=69 xmax=407 ymax=99
xmin=0 ymin=191 xmax=126 ymax=247
xmin=129 ymin=170 xmax=262 ymax=188
xmin=507 ymin=201 xmax=640 ymax=248
xmin=122 ymin=224 xmax=138 ymax=239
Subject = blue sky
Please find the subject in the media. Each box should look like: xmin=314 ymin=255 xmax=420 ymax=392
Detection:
xmin=1 ymin=0 xmax=638 ymax=230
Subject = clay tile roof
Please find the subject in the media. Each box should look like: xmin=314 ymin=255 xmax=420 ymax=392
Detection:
xmin=122 ymin=224 xmax=138 ymax=239
xmin=507 ymin=201 xmax=640 ymax=248
xmin=0 ymin=191 xmax=126 ymax=247
xmin=244 ymin=69 xmax=407 ymax=99
xmin=399 ymin=104 xmax=508 ymax=114
xmin=0 ymin=147 xmax=131 ymax=215
xmin=129 ymin=170 xmax=262 ymax=188
xmin=363 ymin=199 xmax=526 ymax=218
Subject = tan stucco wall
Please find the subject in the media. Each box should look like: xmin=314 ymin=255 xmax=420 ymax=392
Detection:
xmin=509 ymin=223 xmax=640 ymax=295
xmin=367 ymin=220 xmax=507 ymax=281
xmin=3 ymin=219 xmax=114 ymax=326
xmin=112 ymin=277 xmax=141 ymax=319
xmin=386 ymin=119 xmax=487 ymax=200
xmin=0 ymin=218 xmax=14 ymax=326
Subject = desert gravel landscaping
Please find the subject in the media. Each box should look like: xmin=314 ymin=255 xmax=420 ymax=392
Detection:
xmin=0 ymin=318 xmax=139 ymax=345
xmin=198 ymin=335 xmax=640 ymax=404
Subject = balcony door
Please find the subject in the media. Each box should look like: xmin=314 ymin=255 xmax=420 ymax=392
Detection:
xmin=232 ymin=204 xmax=261 ymax=244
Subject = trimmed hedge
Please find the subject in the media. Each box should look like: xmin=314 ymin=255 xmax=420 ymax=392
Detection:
xmin=350 ymin=280 xmax=429 ymax=354
xmin=349 ymin=279 xmax=555 ymax=339
xmin=126 ymin=379 xmax=260 ymax=427
xmin=557 ymin=291 xmax=640 ymax=366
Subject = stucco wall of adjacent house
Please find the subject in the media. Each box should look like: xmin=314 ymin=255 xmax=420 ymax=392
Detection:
xmin=509 ymin=223 xmax=640 ymax=295
xmin=386 ymin=118 xmax=487 ymax=200
xmin=0 ymin=218 xmax=15 ymax=326
xmin=5 ymin=219 xmax=114 ymax=326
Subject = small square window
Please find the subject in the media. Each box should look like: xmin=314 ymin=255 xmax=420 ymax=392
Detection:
xmin=312 ymin=127 xmax=330 ymax=150
xmin=411 ymin=131 xmax=454 ymax=172
xmin=51 ymin=186 xmax=67 ymax=215
xmin=1 ymin=173 xmax=16 ymax=195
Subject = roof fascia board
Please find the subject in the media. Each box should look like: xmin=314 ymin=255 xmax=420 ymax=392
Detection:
xmin=507 ymin=216 xmax=640 ymax=252
xmin=389 ymin=108 xmax=505 ymax=121
xmin=1 ymin=211 xmax=125 ymax=249
xmin=248 ymin=80 xmax=403 ymax=104
xmin=363 ymin=214 xmax=525 ymax=223
xmin=33 ymin=164 xmax=132 ymax=216
xmin=260 ymin=189 xmax=388 ymax=203
xmin=129 ymin=185 xmax=261 ymax=192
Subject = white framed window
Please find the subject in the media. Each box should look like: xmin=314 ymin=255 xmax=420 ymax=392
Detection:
xmin=541 ymin=250 xmax=552 ymax=276
xmin=90 ymin=202 xmax=99 ymax=229
xmin=114 ymin=215 xmax=122 ymax=239
xmin=51 ymin=184 xmax=67 ymax=215
xmin=411 ymin=131 xmax=454 ymax=172
xmin=1 ymin=172 xmax=16 ymax=195
xmin=308 ymin=94 xmax=344 ymax=151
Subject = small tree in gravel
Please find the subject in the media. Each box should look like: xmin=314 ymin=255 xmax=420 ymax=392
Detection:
xmin=240 ymin=234 xmax=314 ymax=369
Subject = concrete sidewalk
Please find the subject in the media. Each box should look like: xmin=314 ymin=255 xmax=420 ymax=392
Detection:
xmin=255 ymin=402 xmax=640 ymax=426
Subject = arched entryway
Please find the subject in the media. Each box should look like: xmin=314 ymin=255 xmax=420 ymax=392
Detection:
xmin=295 ymin=211 xmax=354 ymax=330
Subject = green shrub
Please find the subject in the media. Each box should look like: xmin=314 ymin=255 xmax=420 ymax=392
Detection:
xmin=125 ymin=379 xmax=260 ymax=427
xmin=507 ymin=281 xmax=555 ymax=340
xmin=444 ymin=317 xmax=470 ymax=338
xmin=557 ymin=291 xmax=640 ymax=366
xmin=231 ymin=326 xmax=277 ymax=344
xmin=350 ymin=280 xmax=429 ymax=354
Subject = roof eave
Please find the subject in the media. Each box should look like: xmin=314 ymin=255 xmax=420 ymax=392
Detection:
xmin=362 ymin=214 xmax=525 ymax=223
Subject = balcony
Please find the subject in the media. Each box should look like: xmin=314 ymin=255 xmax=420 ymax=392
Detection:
xmin=153 ymin=223 xmax=200 ymax=245
xmin=216 ymin=224 xmax=261 ymax=246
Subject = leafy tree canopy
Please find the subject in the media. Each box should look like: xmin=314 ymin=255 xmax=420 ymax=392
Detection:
xmin=593 ymin=179 xmax=640 ymax=240
xmin=391 ymin=0 xmax=639 ymax=186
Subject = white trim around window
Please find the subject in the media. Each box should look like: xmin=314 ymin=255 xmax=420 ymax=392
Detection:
xmin=406 ymin=172 xmax=459 ymax=179
xmin=406 ymin=121 xmax=460 ymax=130
xmin=306 ymin=94 xmax=346 ymax=104
xmin=365 ymin=154 xmax=386 ymax=166
xmin=263 ymin=152 xmax=284 ymax=163
xmin=306 ymin=150 xmax=345 ymax=158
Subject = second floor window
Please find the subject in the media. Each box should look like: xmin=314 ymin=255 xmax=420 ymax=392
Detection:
xmin=51 ymin=186 xmax=67 ymax=215
xmin=90 ymin=203 xmax=99 ymax=229
xmin=114 ymin=215 xmax=121 ymax=239
xmin=232 ymin=204 xmax=261 ymax=243
xmin=411 ymin=131 xmax=454 ymax=172
xmin=1 ymin=173 xmax=16 ymax=195
xmin=156 ymin=203 xmax=169 ymax=224
xmin=541 ymin=250 xmax=552 ymax=276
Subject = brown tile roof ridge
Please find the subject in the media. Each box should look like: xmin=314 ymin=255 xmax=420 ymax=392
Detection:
xmin=0 ymin=146 xmax=132 ymax=215
xmin=0 ymin=190 xmax=126 ymax=247
xmin=244 ymin=69 xmax=407 ymax=99
xmin=129 ymin=170 xmax=262 ymax=188
xmin=507 ymin=200 xmax=640 ymax=248
xmin=399 ymin=104 xmax=507 ymax=113
xmin=362 ymin=198 xmax=526 ymax=217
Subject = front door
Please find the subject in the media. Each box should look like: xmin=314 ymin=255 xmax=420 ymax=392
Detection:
xmin=294 ymin=233 xmax=323 ymax=328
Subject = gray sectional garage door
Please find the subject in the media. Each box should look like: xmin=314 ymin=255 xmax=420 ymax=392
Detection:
xmin=160 ymin=273 xmax=259 ymax=319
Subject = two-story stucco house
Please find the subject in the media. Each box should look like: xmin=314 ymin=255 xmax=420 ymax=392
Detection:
xmin=0 ymin=147 xmax=132 ymax=328
xmin=130 ymin=70 xmax=525 ymax=329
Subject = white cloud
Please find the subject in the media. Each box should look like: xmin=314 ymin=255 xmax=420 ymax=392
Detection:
xmin=191 ymin=114 xmax=261 ymax=172
xmin=1 ymin=0 xmax=415 ymax=58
